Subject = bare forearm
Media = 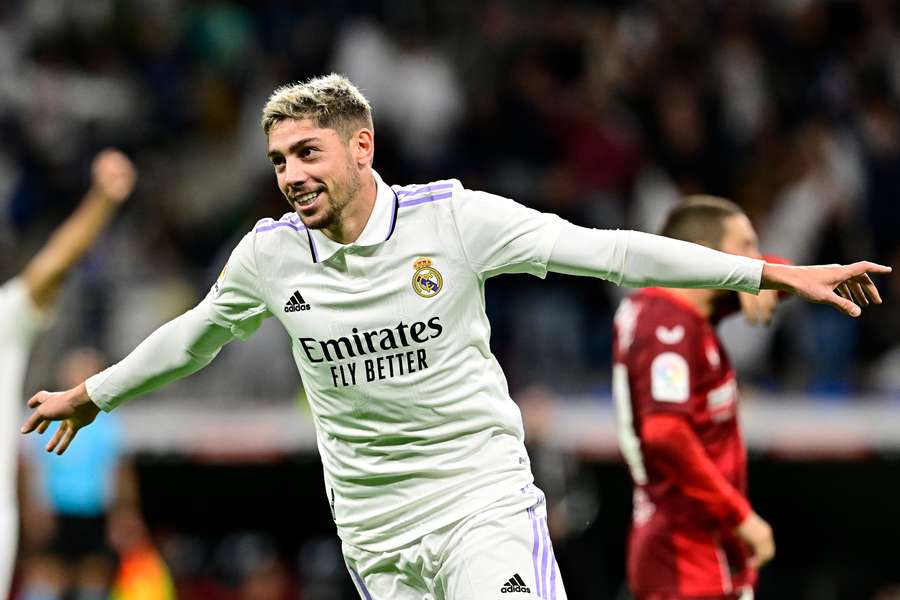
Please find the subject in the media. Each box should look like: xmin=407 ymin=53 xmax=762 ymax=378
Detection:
xmin=22 ymin=149 xmax=136 ymax=310
xmin=22 ymin=190 xmax=120 ymax=309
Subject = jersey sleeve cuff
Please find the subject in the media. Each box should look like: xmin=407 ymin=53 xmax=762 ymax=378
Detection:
xmin=739 ymin=257 xmax=765 ymax=294
xmin=85 ymin=370 xmax=119 ymax=412
xmin=722 ymin=493 xmax=753 ymax=529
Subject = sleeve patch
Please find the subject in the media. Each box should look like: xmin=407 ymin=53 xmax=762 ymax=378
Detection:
xmin=213 ymin=263 xmax=228 ymax=297
xmin=651 ymin=351 xmax=690 ymax=403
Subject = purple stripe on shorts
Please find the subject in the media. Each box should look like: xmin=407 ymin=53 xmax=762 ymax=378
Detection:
xmin=349 ymin=568 xmax=373 ymax=600
xmin=396 ymin=182 xmax=454 ymax=197
xmin=542 ymin=518 xmax=557 ymax=600
xmin=399 ymin=191 xmax=453 ymax=208
xmin=530 ymin=507 xmax=542 ymax=598
xmin=540 ymin=516 xmax=550 ymax=599
xmin=255 ymin=220 xmax=306 ymax=233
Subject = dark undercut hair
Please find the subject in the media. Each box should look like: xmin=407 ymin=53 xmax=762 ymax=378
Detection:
xmin=660 ymin=195 xmax=745 ymax=250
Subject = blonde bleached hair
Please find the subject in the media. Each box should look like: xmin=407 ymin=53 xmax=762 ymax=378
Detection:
xmin=260 ymin=73 xmax=373 ymax=139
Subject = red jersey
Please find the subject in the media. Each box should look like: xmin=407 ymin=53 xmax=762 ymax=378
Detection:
xmin=612 ymin=288 xmax=754 ymax=598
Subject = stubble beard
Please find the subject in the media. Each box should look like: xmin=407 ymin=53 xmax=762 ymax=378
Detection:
xmin=311 ymin=159 xmax=362 ymax=233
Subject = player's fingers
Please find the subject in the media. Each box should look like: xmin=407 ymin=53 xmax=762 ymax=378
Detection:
xmin=827 ymin=290 xmax=861 ymax=317
xmin=45 ymin=423 xmax=65 ymax=452
xmin=20 ymin=411 xmax=45 ymax=434
xmin=36 ymin=420 xmax=50 ymax=435
xmin=56 ymin=426 xmax=78 ymax=455
xmin=857 ymin=273 xmax=883 ymax=305
xmin=846 ymin=261 xmax=892 ymax=277
xmin=849 ymin=280 xmax=869 ymax=307
xmin=27 ymin=391 xmax=46 ymax=409
xmin=834 ymin=285 xmax=849 ymax=302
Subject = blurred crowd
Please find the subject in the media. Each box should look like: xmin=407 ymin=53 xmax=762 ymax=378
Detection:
xmin=2 ymin=0 xmax=900 ymax=405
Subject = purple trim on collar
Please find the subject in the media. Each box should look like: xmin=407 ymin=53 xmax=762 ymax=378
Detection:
xmin=396 ymin=182 xmax=454 ymax=198
xmin=398 ymin=191 xmax=453 ymax=208
xmin=255 ymin=220 xmax=306 ymax=233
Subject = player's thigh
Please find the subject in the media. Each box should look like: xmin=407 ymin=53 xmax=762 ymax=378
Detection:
xmin=436 ymin=500 xmax=567 ymax=600
xmin=342 ymin=542 xmax=431 ymax=600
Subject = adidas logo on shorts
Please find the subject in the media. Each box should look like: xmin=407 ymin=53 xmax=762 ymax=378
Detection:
xmin=500 ymin=573 xmax=531 ymax=594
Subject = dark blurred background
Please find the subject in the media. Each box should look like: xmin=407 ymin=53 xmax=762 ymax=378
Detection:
xmin=2 ymin=0 xmax=899 ymax=598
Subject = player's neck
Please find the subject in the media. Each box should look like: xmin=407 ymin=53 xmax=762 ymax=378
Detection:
xmin=665 ymin=288 xmax=716 ymax=320
xmin=323 ymin=170 xmax=378 ymax=244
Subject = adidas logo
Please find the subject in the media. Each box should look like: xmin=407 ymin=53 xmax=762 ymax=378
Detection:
xmin=284 ymin=290 xmax=311 ymax=313
xmin=500 ymin=573 xmax=530 ymax=594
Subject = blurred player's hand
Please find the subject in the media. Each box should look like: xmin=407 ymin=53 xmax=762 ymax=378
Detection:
xmin=761 ymin=261 xmax=892 ymax=317
xmin=738 ymin=290 xmax=779 ymax=325
xmin=90 ymin=149 xmax=137 ymax=204
xmin=20 ymin=383 xmax=100 ymax=455
xmin=735 ymin=511 xmax=775 ymax=569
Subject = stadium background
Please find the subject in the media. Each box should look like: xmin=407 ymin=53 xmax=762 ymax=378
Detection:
xmin=2 ymin=0 xmax=899 ymax=598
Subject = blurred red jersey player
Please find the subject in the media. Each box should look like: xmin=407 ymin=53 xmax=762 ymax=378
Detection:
xmin=613 ymin=196 xmax=783 ymax=600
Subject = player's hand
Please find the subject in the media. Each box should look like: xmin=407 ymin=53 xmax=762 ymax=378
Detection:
xmin=21 ymin=382 xmax=100 ymax=455
xmin=735 ymin=511 xmax=775 ymax=569
xmin=738 ymin=290 xmax=779 ymax=325
xmin=761 ymin=261 xmax=892 ymax=317
xmin=90 ymin=149 xmax=137 ymax=204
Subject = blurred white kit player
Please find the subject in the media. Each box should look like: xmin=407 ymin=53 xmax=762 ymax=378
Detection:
xmin=0 ymin=150 xmax=135 ymax=599
xmin=0 ymin=280 xmax=46 ymax=597
xmin=22 ymin=75 xmax=888 ymax=600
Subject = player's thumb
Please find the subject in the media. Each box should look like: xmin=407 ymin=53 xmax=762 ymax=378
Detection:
xmin=26 ymin=390 xmax=49 ymax=409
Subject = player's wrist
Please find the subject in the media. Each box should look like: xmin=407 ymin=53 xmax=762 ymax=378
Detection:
xmin=760 ymin=262 xmax=797 ymax=293
xmin=72 ymin=381 xmax=101 ymax=414
xmin=86 ymin=186 xmax=126 ymax=206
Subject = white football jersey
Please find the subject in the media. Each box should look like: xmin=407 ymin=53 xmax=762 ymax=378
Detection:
xmin=207 ymin=171 xmax=562 ymax=551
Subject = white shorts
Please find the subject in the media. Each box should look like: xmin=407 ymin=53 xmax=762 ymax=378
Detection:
xmin=342 ymin=484 xmax=567 ymax=600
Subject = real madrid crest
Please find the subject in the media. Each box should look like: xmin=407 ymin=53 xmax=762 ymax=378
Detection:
xmin=412 ymin=257 xmax=443 ymax=298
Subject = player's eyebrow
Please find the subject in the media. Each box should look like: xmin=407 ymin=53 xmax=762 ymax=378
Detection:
xmin=267 ymin=137 xmax=321 ymax=159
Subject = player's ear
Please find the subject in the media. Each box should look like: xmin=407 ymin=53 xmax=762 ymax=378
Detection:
xmin=353 ymin=128 xmax=374 ymax=166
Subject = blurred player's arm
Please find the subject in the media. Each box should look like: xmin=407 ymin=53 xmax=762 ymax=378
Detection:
xmin=547 ymin=222 xmax=890 ymax=317
xmin=21 ymin=150 xmax=136 ymax=311
xmin=642 ymin=413 xmax=775 ymax=568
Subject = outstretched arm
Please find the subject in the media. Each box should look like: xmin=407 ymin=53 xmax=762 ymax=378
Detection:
xmin=22 ymin=149 xmax=136 ymax=310
xmin=548 ymin=223 xmax=890 ymax=317
xmin=21 ymin=303 xmax=235 ymax=454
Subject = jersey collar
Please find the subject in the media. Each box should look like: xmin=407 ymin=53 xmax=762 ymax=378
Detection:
xmin=305 ymin=169 xmax=399 ymax=263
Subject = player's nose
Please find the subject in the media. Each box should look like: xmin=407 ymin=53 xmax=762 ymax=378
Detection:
xmin=283 ymin=156 xmax=307 ymax=187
